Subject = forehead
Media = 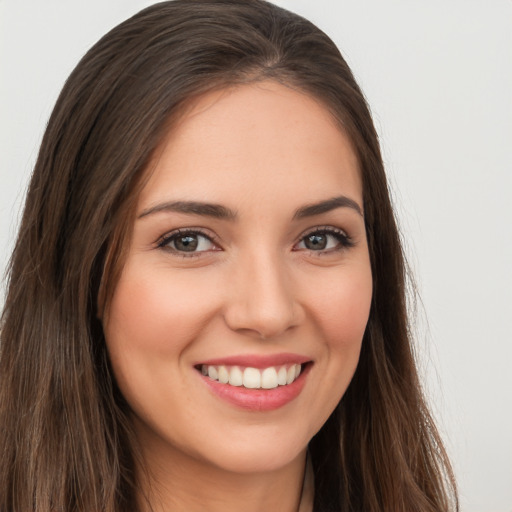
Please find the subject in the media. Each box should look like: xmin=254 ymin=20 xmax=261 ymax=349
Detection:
xmin=139 ymin=81 xmax=362 ymax=211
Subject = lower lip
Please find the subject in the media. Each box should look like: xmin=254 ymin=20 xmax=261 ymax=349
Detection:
xmin=199 ymin=364 xmax=311 ymax=411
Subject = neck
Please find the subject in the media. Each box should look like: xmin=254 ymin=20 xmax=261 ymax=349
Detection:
xmin=136 ymin=439 xmax=307 ymax=512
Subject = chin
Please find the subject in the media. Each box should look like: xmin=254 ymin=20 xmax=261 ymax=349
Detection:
xmin=203 ymin=441 xmax=307 ymax=475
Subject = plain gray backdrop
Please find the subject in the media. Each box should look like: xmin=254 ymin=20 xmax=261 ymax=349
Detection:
xmin=1 ymin=1 xmax=511 ymax=510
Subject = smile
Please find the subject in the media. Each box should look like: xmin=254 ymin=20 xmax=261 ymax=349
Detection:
xmin=196 ymin=356 xmax=312 ymax=411
xmin=200 ymin=364 xmax=302 ymax=389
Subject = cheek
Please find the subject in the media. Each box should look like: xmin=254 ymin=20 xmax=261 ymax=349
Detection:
xmin=308 ymin=264 xmax=373 ymax=351
xmin=103 ymin=263 xmax=224 ymax=425
xmin=298 ymin=263 xmax=372 ymax=433
xmin=105 ymin=264 xmax=221 ymax=355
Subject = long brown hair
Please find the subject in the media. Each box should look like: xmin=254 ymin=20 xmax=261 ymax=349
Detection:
xmin=0 ymin=1 xmax=458 ymax=510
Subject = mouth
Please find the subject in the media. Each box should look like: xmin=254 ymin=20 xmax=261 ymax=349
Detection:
xmin=194 ymin=357 xmax=313 ymax=411
xmin=195 ymin=362 xmax=305 ymax=389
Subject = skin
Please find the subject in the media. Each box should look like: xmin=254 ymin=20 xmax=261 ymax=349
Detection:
xmin=103 ymin=81 xmax=373 ymax=512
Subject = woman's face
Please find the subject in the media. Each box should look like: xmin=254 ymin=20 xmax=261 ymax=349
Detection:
xmin=103 ymin=81 xmax=372 ymax=475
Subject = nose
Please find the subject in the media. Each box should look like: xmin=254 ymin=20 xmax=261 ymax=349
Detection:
xmin=223 ymin=251 xmax=302 ymax=340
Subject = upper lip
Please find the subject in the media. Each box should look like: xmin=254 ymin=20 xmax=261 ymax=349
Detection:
xmin=196 ymin=352 xmax=311 ymax=369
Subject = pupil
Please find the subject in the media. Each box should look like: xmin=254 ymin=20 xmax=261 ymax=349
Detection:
xmin=176 ymin=235 xmax=198 ymax=251
xmin=306 ymin=234 xmax=327 ymax=250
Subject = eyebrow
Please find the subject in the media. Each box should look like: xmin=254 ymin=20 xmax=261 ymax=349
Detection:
xmin=138 ymin=195 xmax=363 ymax=221
xmin=293 ymin=196 xmax=363 ymax=219
xmin=138 ymin=201 xmax=238 ymax=220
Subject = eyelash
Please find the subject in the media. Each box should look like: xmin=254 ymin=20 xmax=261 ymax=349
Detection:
xmin=156 ymin=226 xmax=354 ymax=257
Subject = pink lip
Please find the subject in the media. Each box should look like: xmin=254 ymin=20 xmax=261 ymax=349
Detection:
xmin=197 ymin=352 xmax=311 ymax=369
xmin=198 ymin=362 xmax=312 ymax=412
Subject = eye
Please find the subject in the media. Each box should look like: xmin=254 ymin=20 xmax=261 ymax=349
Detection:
xmin=157 ymin=229 xmax=218 ymax=255
xmin=295 ymin=227 xmax=353 ymax=252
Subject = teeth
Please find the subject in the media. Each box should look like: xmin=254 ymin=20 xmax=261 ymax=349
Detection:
xmin=286 ymin=365 xmax=296 ymax=384
xmin=229 ymin=366 xmax=243 ymax=386
xmin=208 ymin=366 xmax=218 ymax=380
xmin=261 ymin=367 xmax=278 ymax=389
xmin=218 ymin=365 xmax=229 ymax=384
xmin=277 ymin=366 xmax=287 ymax=385
xmin=243 ymin=367 xmax=261 ymax=389
xmin=201 ymin=363 xmax=303 ymax=389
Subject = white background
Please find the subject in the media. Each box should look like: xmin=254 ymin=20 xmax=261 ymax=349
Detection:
xmin=1 ymin=1 xmax=511 ymax=511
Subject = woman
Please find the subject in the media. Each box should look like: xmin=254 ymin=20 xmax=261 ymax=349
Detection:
xmin=0 ymin=1 xmax=458 ymax=511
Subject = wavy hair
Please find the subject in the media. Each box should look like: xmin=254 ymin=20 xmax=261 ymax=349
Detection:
xmin=0 ymin=1 xmax=458 ymax=510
